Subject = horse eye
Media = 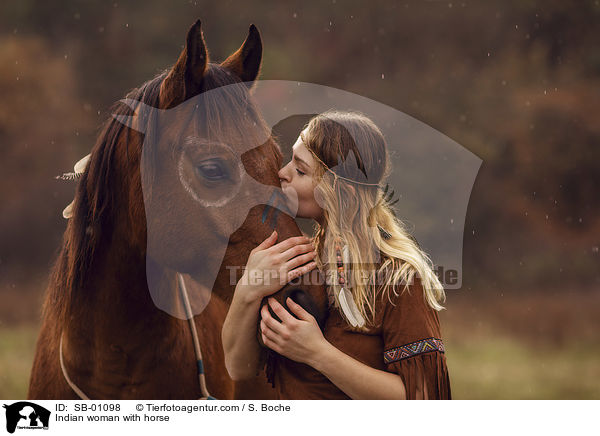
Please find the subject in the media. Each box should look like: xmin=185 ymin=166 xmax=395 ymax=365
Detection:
xmin=195 ymin=160 xmax=228 ymax=181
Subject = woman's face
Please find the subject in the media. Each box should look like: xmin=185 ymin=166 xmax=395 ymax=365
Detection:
xmin=278 ymin=129 xmax=324 ymax=222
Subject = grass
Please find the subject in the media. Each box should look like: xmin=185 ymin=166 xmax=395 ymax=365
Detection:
xmin=0 ymin=324 xmax=38 ymax=399
xmin=445 ymin=334 xmax=600 ymax=399
xmin=440 ymin=289 xmax=600 ymax=399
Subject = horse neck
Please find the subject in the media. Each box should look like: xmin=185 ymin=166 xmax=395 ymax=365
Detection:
xmin=58 ymin=216 xmax=191 ymax=392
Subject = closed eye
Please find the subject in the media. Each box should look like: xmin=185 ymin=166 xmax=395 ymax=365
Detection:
xmin=296 ymin=168 xmax=305 ymax=176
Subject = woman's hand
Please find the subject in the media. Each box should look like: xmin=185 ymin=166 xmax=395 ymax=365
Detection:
xmin=259 ymin=297 xmax=329 ymax=366
xmin=239 ymin=230 xmax=318 ymax=301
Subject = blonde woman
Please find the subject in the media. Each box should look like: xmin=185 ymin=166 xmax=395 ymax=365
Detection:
xmin=222 ymin=110 xmax=451 ymax=399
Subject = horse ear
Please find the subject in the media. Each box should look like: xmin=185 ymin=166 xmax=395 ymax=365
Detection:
xmin=220 ymin=24 xmax=263 ymax=88
xmin=161 ymin=19 xmax=209 ymax=105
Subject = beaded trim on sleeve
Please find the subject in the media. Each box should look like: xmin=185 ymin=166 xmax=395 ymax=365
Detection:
xmin=383 ymin=337 xmax=445 ymax=364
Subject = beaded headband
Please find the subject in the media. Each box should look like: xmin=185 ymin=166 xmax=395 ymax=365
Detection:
xmin=299 ymin=131 xmax=382 ymax=189
xmin=298 ymin=131 xmax=393 ymax=240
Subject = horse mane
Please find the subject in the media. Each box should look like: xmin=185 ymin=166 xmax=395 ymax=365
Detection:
xmin=44 ymin=72 xmax=165 ymax=327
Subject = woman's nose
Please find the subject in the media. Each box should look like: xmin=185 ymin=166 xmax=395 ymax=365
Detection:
xmin=278 ymin=165 xmax=289 ymax=183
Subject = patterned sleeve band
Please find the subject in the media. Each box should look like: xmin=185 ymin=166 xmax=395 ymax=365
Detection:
xmin=383 ymin=337 xmax=445 ymax=364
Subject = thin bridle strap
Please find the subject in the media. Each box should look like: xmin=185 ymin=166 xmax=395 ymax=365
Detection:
xmin=59 ymin=334 xmax=91 ymax=400
xmin=176 ymin=273 xmax=215 ymax=400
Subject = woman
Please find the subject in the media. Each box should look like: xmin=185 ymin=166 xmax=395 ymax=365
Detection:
xmin=222 ymin=110 xmax=451 ymax=399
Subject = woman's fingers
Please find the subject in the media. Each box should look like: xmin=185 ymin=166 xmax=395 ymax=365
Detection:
xmin=261 ymin=332 xmax=281 ymax=353
xmin=279 ymin=242 xmax=314 ymax=261
xmin=286 ymin=297 xmax=314 ymax=322
xmin=261 ymin=305 xmax=286 ymax=335
xmin=260 ymin=319 xmax=284 ymax=350
xmin=260 ymin=319 xmax=283 ymax=343
xmin=270 ymin=235 xmax=311 ymax=254
xmin=253 ymin=230 xmax=278 ymax=252
xmin=267 ymin=297 xmax=296 ymax=324
xmin=285 ymin=250 xmax=317 ymax=271
xmin=287 ymin=261 xmax=317 ymax=282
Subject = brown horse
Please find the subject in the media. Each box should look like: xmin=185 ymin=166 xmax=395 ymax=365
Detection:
xmin=28 ymin=20 xmax=328 ymax=400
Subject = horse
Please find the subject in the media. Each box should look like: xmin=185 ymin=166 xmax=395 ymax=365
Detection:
xmin=27 ymin=20 xmax=328 ymax=400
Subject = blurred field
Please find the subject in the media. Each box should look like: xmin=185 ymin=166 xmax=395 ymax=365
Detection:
xmin=0 ymin=324 xmax=37 ymax=399
xmin=1 ymin=290 xmax=598 ymax=400
xmin=441 ymin=289 xmax=600 ymax=399
xmin=446 ymin=334 xmax=600 ymax=399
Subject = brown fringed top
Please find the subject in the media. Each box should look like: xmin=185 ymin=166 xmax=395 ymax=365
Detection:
xmin=264 ymin=275 xmax=452 ymax=400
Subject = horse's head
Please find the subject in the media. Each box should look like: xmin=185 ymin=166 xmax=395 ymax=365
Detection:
xmin=104 ymin=20 xmax=327 ymax=324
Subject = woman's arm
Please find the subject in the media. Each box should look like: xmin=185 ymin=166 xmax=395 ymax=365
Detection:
xmin=221 ymin=283 xmax=263 ymax=381
xmin=260 ymin=297 xmax=408 ymax=399
xmin=308 ymin=341 xmax=408 ymax=400
xmin=222 ymin=230 xmax=318 ymax=380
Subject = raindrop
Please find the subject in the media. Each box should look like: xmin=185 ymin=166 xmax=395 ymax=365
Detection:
xmin=293 ymin=12 xmax=297 ymax=18
xmin=450 ymin=218 xmax=454 ymax=224
xmin=381 ymin=73 xmax=385 ymax=79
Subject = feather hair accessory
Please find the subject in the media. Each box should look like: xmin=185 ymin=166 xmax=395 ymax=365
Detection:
xmin=55 ymin=154 xmax=90 ymax=181
xmin=334 ymin=239 xmax=365 ymax=328
xmin=58 ymin=154 xmax=91 ymax=219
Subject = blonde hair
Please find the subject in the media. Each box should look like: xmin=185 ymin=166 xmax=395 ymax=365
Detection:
xmin=301 ymin=110 xmax=446 ymax=330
